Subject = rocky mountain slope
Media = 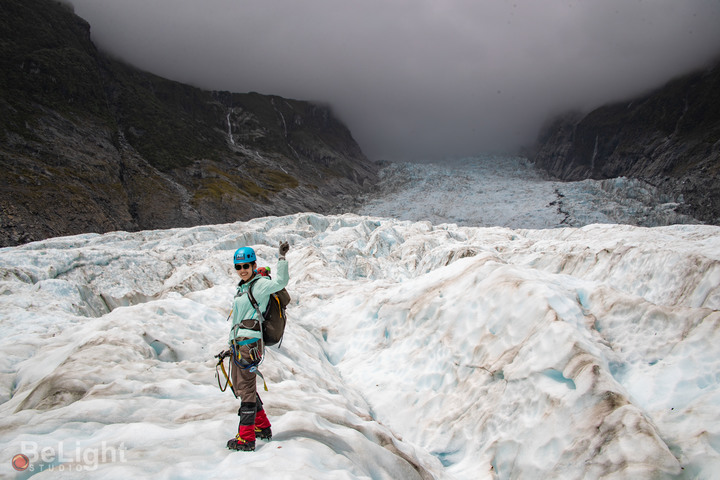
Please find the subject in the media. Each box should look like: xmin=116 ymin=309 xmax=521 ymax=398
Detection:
xmin=530 ymin=60 xmax=720 ymax=225
xmin=0 ymin=0 xmax=377 ymax=247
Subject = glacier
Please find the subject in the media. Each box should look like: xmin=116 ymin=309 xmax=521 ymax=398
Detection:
xmin=0 ymin=156 xmax=719 ymax=479
xmin=355 ymin=156 xmax=699 ymax=228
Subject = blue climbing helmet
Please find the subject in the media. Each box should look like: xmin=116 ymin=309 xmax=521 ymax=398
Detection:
xmin=233 ymin=247 xmax=256 ymax=264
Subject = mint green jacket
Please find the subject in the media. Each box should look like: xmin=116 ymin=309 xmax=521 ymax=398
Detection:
xmin=229 ymin=259 xmax=289 ymax=344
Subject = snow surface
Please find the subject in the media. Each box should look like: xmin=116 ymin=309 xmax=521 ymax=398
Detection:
xmin=1 ymin=156 xmax=719 ymax=479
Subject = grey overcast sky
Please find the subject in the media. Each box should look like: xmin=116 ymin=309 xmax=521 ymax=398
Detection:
xmin=67 ymin=0 xmax=720 ymax=161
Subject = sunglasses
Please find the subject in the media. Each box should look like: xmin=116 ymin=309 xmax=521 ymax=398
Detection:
xmin=234 ymin=263 xmax=254 ymax=271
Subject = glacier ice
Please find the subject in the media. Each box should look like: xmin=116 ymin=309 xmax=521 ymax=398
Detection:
xmin=0 ymin=210 xmax=718 ymax=479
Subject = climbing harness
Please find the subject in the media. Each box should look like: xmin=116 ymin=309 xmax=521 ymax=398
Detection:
xmin=215 ymin=341 xmax=269 ymax=395
xmin=216 ymin=286 xmax=270 ymax=395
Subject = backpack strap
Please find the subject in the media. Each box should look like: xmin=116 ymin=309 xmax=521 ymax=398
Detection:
xmin=246 ymin=283 xmax=267 ymax=357
xmin=246 ymin=282 xmax=267 ymax=325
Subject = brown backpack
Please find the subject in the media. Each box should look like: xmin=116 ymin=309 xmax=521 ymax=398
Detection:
xmin=247 ymin=283 xmax=291 ymax=347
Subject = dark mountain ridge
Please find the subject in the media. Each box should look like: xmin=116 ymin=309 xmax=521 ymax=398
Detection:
xmin=0 ymin=0 xmax=377 ymax=247
xmin=530 ymin=60 xmax=720 ymax=225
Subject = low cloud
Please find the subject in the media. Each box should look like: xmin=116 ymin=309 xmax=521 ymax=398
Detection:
xmin=68 ymin=0 xmax=720 ymax=161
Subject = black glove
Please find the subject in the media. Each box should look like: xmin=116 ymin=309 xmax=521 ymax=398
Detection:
xmin=279 ymin=241 xmax=290 ymax=259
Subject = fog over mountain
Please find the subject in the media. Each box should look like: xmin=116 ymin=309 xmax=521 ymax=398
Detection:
xmin=66 ymin=0 xmax=720 ymax=161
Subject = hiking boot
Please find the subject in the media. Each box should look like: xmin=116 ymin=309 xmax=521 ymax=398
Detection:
xmin=255 ymin=426 xmax=272 ymax=441
xmin=227 ymin=435 xmax=255 ymax=452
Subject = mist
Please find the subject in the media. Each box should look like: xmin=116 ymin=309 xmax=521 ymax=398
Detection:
xmin=67 ymin=0 xmax=720 ymax=161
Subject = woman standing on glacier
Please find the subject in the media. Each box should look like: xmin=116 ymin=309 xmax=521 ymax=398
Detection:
xmin=226 ymin=241 xmax=290 ymax=452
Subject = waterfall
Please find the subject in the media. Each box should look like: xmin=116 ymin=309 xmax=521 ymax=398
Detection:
xmin=226 ymin=111 xmax=235 ymax=145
